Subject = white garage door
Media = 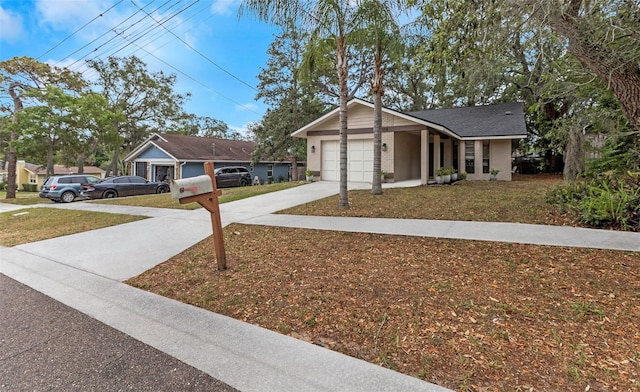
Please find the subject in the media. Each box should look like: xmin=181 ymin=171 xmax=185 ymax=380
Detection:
xmin=321 ymin=140 xmax=373 ymax=182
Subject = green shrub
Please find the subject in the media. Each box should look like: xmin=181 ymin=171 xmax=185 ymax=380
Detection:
xmin=21 ymin=183 xmax=38 ymax=192
xmin=546 ymin=173 xmax=640 ymax=231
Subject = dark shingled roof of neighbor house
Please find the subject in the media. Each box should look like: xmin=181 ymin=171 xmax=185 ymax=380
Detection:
xmin=406 ymin=102 xmax=527 ymax=138
xmin=151 ymin=133 xmax=256 ymax=161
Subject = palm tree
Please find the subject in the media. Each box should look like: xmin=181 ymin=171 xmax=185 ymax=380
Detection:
xmin=359 ymin=0 xmax=404 ymax=195
xmin=240 ymin=0 xmax=369 ymax=209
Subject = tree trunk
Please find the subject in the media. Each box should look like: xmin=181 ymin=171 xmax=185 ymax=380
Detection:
xmin=291 ymin=155 xmax=298 ymax=181
xmin=6 ymin=83 xmax=23 ymax=199
xmin=563 ymin=125 xmax=584 ymax=182
xmin=371 ymin=92 xmax=383 ymax=195
xmin=46 ymin=144 xmax=54 ymax=177
xmin=106 ymin=149 xmax=120 ymax=177
xmin=5 ymin=139 xmax=17 ymax=199
xmin=541 ymin=0 xmax=640 ymax=130
xmin=371 ymin=50 xmax=384 ymax=196
xmin=77 ymin=155 xmax=85 ymax=174
xmin=337 ymin=35 xmax=350 ymax=210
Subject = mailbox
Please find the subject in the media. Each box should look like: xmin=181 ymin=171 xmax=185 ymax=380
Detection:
xmin=170 ymin=175 xmax=214 ymax=199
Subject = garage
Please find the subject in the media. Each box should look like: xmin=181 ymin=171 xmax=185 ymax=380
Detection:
xmin=321 ymin=140 xmax=373 ymax=182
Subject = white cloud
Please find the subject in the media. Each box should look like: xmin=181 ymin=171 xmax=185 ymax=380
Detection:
xmin=210 ymin=0 xmax=241 ymax=16
xmin=230 ymin=123 xmax=255 ymax=139
xmin=35 ymin=0 xmax=109 ymax=30
xmin=0 ymin=6 xmax=24 ymax=42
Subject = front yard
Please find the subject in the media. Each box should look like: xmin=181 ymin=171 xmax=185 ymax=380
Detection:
xmin=128 ymin=176 xmax=640 ymax=391
xmin=283 ymin=174 xmax=572 ymax=225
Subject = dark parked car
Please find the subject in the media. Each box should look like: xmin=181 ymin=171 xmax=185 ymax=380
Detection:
xmin=39 ymin=175 xmax=102 ymax=203
xmin=82 ymin=176 xmax=169 ymax=199
xmin=214 ymin=166 xmax=252 ymax=188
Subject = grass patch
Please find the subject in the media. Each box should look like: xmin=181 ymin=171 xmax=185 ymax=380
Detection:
xmin=0 ymin=191 xmax=51 ymax=205
xmin=0 ymin=208 xmax=147 ymax=246
xmin=283 ymin=175 xmax=573 ymax=226
xmin=92 ymin=181 xmax=306 ymax=209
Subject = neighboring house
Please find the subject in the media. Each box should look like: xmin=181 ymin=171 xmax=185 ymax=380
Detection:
xmin=124 ymin=133 xmax=291 ymax=183
xmin=293 ymin=98 xmax=528 ymax=183
xmin=0 ymin=160 xmax=105 ymax=190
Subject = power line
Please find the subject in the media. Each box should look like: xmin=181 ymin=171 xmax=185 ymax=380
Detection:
xmin=113 ymin=29 xmax=262 ymax=116
xmin=62 ymin=0 xmax=165 ymax=70
xmin=27 ymin=0 xmax=264 ymax=121
xmin=130 ymin=0 xmax=257 ymax=92
xmin=90 ymin=0 xmax=200 ymax=64
xmin=37 ymin=0 xmax=125 ymax=60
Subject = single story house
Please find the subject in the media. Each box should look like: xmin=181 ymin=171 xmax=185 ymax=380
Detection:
xmin=0 ymin=160 xmax=105 ymax=191
xmin=124 ymin=133 xmax=291 ymax=183
xmin=293 ymin=98 xmax=528 ymax=183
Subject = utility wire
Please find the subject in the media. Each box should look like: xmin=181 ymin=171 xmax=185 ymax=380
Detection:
xmin=130 ymin=0 xmax=257 ymax=91
xmin=37 ymin=0 xmax=125 ymax=60
xmin=31 ymin=0 xmax=262 ymax=121
xmin=91 ymin=0 xmax=199 ymax=64
xmin=62 ymin=0 xmax=163 ymax=69
xmin=113 ymin=28 xmax=262 ymax=116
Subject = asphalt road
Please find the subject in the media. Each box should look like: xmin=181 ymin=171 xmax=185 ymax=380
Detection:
xmin=0 ymin=274 xmax=238 ymax=392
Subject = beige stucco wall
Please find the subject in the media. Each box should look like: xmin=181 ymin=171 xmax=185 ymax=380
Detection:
xmin=316 ymin=105 xmax=417 ymax=131
xmin=491 ymin=139 xmax=513 ymax=181
xmin=463 ymin=140 xmax=512 ymax=181
xmin=392 ymin=132 xmax=420 ymax=181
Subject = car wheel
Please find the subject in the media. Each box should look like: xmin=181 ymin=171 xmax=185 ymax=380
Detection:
xmin=240 ymin=178 xmax=249 ymax=186
xmin=157 ymin=186 xmax=168 ymax=194
xmin=103 ymin=190 xmax=117 ymax=199
xmin=61 ymin=191 xmax=75 ymax=203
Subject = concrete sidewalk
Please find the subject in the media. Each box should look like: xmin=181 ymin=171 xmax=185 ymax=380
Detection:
xmin=1 ymin=180 xmax=638 ymax=391
xmin=1 ymin=181 xmax=450 ymax=392
xmin=243 ymin=214 xmax=640 ymax=252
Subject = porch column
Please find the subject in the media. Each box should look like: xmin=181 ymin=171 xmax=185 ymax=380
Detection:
xmin=421 ymin=129 xmax=429 ymax=185
xmin=433 ymin=134 xmax=441 ymax=175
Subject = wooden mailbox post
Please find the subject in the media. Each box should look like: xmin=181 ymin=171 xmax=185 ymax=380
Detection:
xmin=170 ymin=162 xmax=226 ymax=270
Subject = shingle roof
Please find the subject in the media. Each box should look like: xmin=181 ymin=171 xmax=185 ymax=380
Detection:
xmin=406 ymin=102 xmax=527 ymax=138
xmin=149 ymin=134 xmax=256 ymax=161
xmin=24 ymin=163 xmax=105 ymax=175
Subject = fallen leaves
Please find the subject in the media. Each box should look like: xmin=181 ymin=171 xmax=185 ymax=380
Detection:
xmin=128 ymin=226 xmax=640 ymax=391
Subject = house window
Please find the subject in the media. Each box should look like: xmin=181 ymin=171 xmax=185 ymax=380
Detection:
xmin=267 ymin=164 xmax=273 ymax=178
xmin=465 ymin=142 xmax=475 ymax=174
xmin=482 ymin=140 xmax=490 ymax=174
xmin=29 ymin=174 xmax=37 ymax=184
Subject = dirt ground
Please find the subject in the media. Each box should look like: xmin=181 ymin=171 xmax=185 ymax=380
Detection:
xmin=129 ymin=225 xmax=640 ymax=391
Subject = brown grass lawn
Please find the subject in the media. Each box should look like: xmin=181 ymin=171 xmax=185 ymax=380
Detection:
xmin=128 ymin=176 xmax=640 ymax=391
xmin=0 ymin=208 xmax=146 ymax=246
xmin=283 ymin=174 xmax=573 ymax=225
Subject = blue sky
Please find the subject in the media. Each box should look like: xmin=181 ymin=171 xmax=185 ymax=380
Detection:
xmin=0 ymin=0 xmax=278 ymax=136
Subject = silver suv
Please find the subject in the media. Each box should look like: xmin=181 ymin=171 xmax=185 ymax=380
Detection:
xmin=39 ymin=175 xmax=102 ymax=203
